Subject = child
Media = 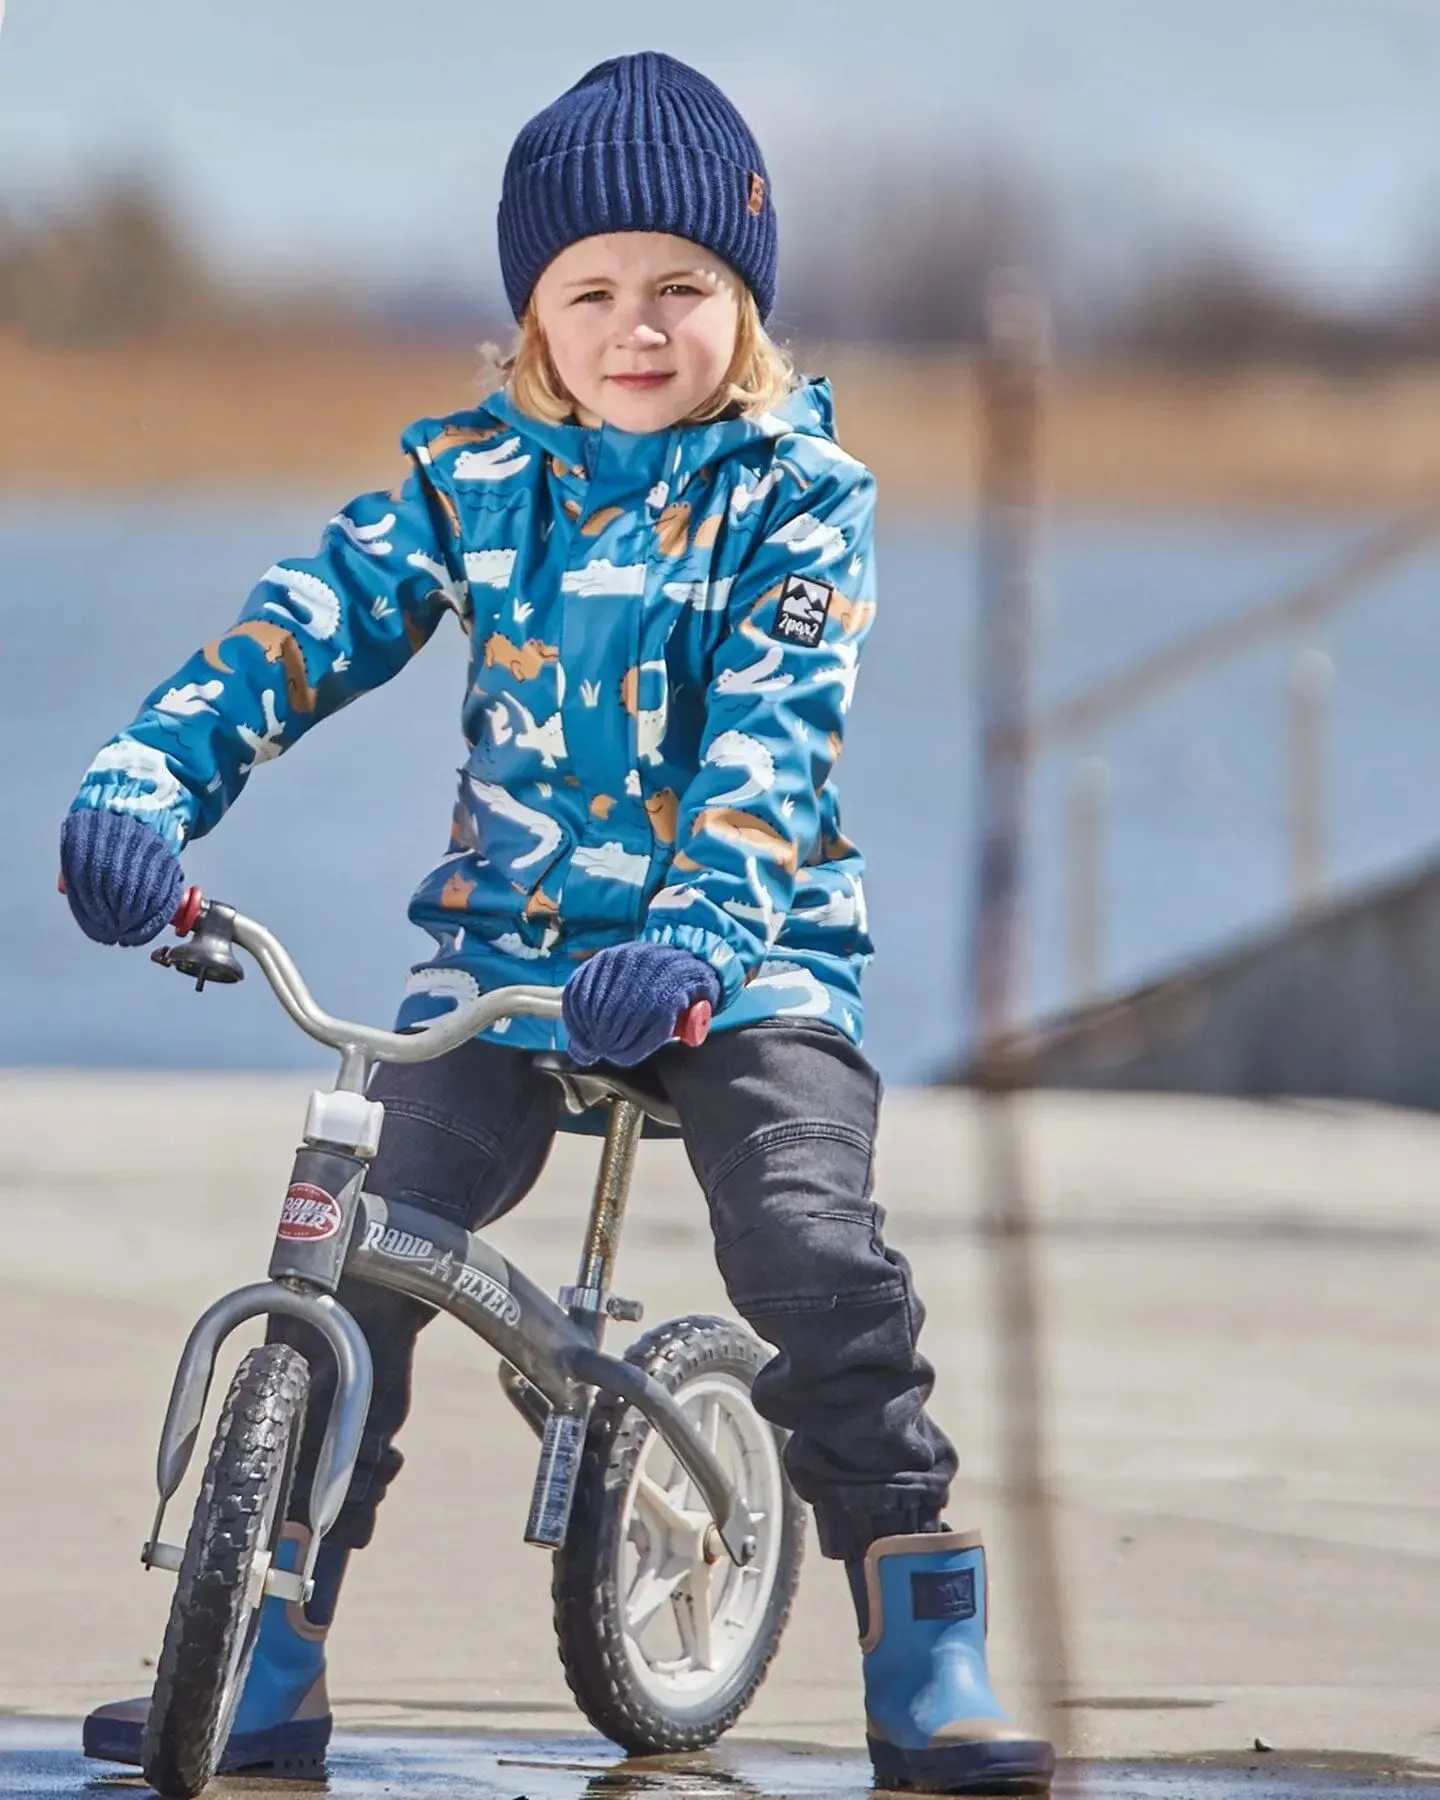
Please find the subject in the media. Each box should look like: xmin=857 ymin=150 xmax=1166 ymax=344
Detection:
xmin=64 ymin=52 xmax=1052 ymax=1796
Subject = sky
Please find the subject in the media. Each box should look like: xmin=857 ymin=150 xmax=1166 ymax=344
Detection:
xmin=1 ymin=0 xmax=1438 ymax=309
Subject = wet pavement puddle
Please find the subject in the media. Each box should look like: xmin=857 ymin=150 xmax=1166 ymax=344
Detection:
xmin=4 ymin=1720 xmax=1440 ymax=1798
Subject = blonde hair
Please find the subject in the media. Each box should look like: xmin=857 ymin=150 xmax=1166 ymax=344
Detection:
xmin=479 ymin=285 xmax=797 ymax=426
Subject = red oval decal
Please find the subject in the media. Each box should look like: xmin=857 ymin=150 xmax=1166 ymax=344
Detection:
xmin=277 ymin=1182 xmax=343 ymax=1242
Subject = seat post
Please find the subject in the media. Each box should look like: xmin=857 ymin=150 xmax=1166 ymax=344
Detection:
xmin=568 ymin=1096 xmax=645 ymax=1344
xmin=523 ymin=1095 xmax=647 ymax=1549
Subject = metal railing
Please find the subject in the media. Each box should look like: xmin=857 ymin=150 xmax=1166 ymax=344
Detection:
xmin=1029 ymin=494 xmax=1440 ymax=1008
xmin=966 ymin=281 xmax=1440 ymax=1762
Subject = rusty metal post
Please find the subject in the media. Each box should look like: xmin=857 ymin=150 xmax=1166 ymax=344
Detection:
xmin=1066 ymin=757 xmax=1110 ymax=1007
xmin=973 ymin=273 xmax=1044 ymax=1053
xmin=970 ymin=270 xmax=1075 ymax=1753
xmin=1289 ymin=648 xmax=1332 ymax=916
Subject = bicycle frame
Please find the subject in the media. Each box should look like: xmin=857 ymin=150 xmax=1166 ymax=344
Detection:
xmin=140 ymin=899 xmax=755 ymax=1609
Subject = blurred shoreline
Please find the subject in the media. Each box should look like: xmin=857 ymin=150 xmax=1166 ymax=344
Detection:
xmin=5 ymin=328 xmax=1439 ymax=511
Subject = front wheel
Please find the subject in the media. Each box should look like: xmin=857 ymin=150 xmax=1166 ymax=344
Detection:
xmin=142 ymin=1343 xmax=310 ymax=1800
xmin=552 ymin=1316 xmax=804 ymax=1754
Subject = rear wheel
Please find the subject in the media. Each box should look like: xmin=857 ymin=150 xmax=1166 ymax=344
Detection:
xmin=142 ymin=1343 xmax=310 ymax=1800
xmin=553 ymin=1316 xmax=803 ymax=1753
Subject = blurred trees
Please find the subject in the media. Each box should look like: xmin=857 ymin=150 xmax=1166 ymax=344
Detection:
xmin=3 ymin=167 xmax=1440 ymax=366
xmin=776 ymin=155 xmax=1440 ymax=367
xmin=0 ymin=182 xmax=223 ymax=343
xmin=777 ymin=156 xmax=1060 ymax=347
xmin=1107 ymin=237 xmax=1440 ymax=371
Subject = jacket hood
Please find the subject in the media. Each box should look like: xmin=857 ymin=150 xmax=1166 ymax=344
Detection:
xmin=479 ymin=374 xmax=838 ymax=497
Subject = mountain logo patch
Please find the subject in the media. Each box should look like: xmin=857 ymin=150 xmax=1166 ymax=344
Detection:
xmin=773 ymin=575 xmax=833 ymax=648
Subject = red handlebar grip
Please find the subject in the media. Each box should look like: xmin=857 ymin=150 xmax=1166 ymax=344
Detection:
xmin=57 ymin=872 xmax=67 ymax=896
xmin=171 ymin=887 xmax=204 ymax=936
xmin=676 ymin=998 xmax=712 ymax=1047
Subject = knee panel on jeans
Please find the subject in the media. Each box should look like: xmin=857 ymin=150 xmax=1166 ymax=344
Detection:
xmin=367 ymin=1046 xmax=558 ymax=1231
xmin=706 ymin=1121 xmax=906 ymax=1319
xmin=368 ymin=1097 xmax=504 ymax=1226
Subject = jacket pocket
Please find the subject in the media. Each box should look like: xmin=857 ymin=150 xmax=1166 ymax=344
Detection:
xmin=440 ymin=760 xmax=572 ymax=917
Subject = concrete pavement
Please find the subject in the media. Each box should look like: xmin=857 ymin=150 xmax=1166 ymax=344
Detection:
xmin=2 ymin=1073 xmax=1439 ymax=1777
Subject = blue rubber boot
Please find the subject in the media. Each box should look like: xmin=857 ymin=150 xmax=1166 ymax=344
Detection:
xmin=83 ymin=1524 xmax=345 ymax=1775
xmin=850 ymin=1530 xmax=1054 ymax=1795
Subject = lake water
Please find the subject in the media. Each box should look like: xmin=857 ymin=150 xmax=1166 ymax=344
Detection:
xmin=4 ymin=497 xmax=1439 ymax=1085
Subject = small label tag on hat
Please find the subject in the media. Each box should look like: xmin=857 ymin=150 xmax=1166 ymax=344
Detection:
xmin=748 ymin=171 xmax=766 ymax=215
xmin=910 ymin=1566 xmax=977 ymax=1623
xmin=773 ymin=575 xmax=833 ymax=648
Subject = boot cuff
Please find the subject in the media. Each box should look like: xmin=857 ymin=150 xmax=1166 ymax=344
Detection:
xmin=858 ymin=1530 xmax=985 ymax=1655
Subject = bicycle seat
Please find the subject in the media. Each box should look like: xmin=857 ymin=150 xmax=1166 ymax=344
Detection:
xmin=532 ymin=1052 xmax=681 ymax=1133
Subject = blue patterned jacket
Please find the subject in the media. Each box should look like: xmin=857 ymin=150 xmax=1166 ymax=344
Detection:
xmin=72 ymin=376 xmax=877 ymax=1052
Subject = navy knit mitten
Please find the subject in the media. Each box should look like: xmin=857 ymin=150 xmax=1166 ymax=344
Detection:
xmin=563 ymin=943 xmax=720 ymax=1068
xmin=60 ymin=809 xmax=184 ymax=946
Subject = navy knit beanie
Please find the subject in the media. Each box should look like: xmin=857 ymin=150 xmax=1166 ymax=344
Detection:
xmin=498 ymin=51 xmax=778 ymax=323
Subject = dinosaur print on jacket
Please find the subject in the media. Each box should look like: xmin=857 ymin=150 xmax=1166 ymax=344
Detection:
xmin=644 ymin=787 xmax=680 ymax=845
xmin=691 ymin=806 xmax=800 ymax=872
xmin=483 ymin=634 xmax=560 ymax=680
xmin=655 ymin=499 xmax=726 ymax=558
xmin=70 ymin=376 xmax=877 ymax=1055
xmin=620 ymin=663 xmax=669 ymax=767
xmin=203 ymin=622 xmax=319 ymax=713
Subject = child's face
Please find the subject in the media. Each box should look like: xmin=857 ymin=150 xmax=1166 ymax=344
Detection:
xmin=532 ymin=232 xmax=742 ymax=434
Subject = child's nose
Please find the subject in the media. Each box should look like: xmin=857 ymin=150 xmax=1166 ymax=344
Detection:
xmin=618 ymin=319 xmax=668 ymax=349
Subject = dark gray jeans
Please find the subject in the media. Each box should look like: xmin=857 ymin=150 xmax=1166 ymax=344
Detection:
xmin=274 ymin=1020 xmax=957 ymax=1561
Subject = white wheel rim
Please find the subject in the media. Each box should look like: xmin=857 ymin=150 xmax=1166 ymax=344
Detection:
xmin=616 ymin=1370 xmax=785 ymax=1712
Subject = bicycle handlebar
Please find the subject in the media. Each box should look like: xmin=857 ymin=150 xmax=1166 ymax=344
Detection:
xmin=231 ymin=909 xmax=569 ymax=1063
xmin=151 ymin=889 xmax=711 ymax=1065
